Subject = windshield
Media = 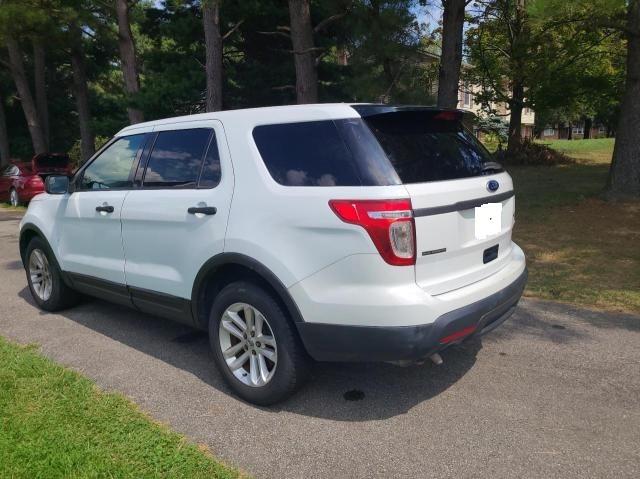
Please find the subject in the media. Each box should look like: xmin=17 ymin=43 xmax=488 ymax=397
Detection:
xmin=362 ymin=111 xmax=501 ymax=183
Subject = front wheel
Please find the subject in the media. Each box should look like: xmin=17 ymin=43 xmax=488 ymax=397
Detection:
xmin=209 ymin=281 xmax=310 ymax=405
xmin=25 ymin=237 xmax=80 ymax=311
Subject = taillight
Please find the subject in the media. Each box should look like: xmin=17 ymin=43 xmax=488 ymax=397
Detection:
xmin=27 ymin=176 xmax=43 ymax=186
xmin=329 ymin=199 xmax=416 ymax=266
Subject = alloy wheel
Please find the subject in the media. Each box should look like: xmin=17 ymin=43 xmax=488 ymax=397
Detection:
xmin=219 ymin=302 xmax=278 ymax=387
xmin=29 ymin=249 xmax=53 ymax=301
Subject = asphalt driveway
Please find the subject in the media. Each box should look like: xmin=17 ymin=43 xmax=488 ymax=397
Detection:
xmin=1 ymin=209 xmax=639 ymax=478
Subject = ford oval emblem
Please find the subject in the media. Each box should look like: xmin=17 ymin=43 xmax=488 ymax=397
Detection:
xmin=487 ymin=180 xmax=500 ymax=192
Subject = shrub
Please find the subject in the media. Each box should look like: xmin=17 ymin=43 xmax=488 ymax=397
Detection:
xmin=494 ymin=139 xmax=573 ymax=166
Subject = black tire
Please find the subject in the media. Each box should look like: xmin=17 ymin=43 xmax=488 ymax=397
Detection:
xmin=209 ymin=281 xmax=310 ymax=405
xmin=25 ymin=237 xmax=80 ymax=312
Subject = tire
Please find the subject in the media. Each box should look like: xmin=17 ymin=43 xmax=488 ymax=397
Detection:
xmin=9 ymin=188 xmax=20 ymax=207
xmin=25 ymin=237 xmax=80 ymax=312
xmin=209 ymin=281 xmax=310 ymax=405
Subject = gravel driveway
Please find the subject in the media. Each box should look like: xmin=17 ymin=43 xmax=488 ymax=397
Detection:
xmin=1 ymin=209 xmax=639 ymax=478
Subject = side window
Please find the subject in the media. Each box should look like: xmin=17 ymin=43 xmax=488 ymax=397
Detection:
xmin=143 ymin=128 xmax=211 ymax=188
xmin=198 ymin=132 xmax=222 ymax=188
xmin=79 ymin=134 xmax=145 ymax=190
xmin=252 ymin=120 xmax=398 ymax=187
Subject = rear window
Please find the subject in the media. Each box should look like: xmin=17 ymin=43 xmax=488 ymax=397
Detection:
xmin=362 ymin=111 xmax=500 ymax=183
xmin=34 ymin=154 xmax=69 ymax=170
xmin=252 ymin=120 xmax=400 ymax=187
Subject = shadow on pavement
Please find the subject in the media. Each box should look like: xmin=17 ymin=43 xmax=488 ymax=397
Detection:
xmin=18 ymin=287 xmax=481 ymax=421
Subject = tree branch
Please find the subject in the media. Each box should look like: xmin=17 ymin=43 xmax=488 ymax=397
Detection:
xmin=222 ymin=19 xmax=244 ymax=41
xmin=257 ymin=31 xmax=290 ymax=40
xmin=314 ymin=12 xmax=347 ymax=34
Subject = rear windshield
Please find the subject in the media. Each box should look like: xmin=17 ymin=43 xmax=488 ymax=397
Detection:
xmin=252 ymin=112 xmax=498 ymax=187
xmin=362 ymin=111 xmax=500 ymax=183
xmin=35 ymin=154 xmax=70 ymax=170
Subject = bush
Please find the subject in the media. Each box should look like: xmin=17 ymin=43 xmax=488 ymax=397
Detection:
xmin=494 ymin=139 xmax=573 ymax=166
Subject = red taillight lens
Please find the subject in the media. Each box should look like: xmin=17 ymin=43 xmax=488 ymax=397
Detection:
xmin=27 ymin=176 xmax=43 ymax=186
xmin=329 ymin=199 xmax=416 ymax=266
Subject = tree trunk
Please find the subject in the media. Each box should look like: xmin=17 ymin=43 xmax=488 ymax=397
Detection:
xmin=33 ymin=40 xmax=49 ymax=149
xmin=203 ymin=0 xmax=223 ymax=112
xmin=583 ymin=117 xmax=592 ymax=139
xmin=607 ymin=0 xmax=640 ymax=198
xmin=437 ymin=0 xmax=465 ymax=109
xmin=288 ymin=0 xmax=318 ymax=104
xmin=507 ymin=81 xmax=524 ymax=153
xmin=0 ymin=98 xmax=10 ymax=166
xmin=70 ymin=24 xmax=96 ymax=163
xmin=6 ymin=36 xmax=48 ymax=154
xmin=115 ymin=0 xmax=144 ymax=124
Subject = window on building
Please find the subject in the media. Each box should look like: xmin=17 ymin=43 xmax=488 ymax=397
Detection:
xmin=543 ymin=127 xmax=555 ymax=136
xmin=463 ymin=91 xmax=473 ymax=108
xmin=572 ymin=125 xmax=584 ymax=135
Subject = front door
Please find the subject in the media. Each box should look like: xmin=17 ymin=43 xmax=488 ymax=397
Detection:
xmin=120 ymin=120 xmax=234 ymax=313
xmin=57 ymin=134 xmax=147 ymax=291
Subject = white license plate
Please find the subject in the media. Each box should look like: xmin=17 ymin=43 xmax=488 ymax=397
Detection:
xmin=475 ymin=203 xmax=502 ymax=240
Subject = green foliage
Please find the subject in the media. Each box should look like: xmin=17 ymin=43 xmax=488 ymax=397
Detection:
xmin=476 ymin=115 xmax=509 ymax=145
xmin=465 ymin=0 xmax=624 ymax=133
xmin=1 ymin=0 xmax=437 ymax=158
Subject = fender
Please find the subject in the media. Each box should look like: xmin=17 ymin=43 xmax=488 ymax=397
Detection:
xmin=19 ymin=222 xmax=73 ymax=288
xmin=191 ymin=252 xmax=306 ymax=327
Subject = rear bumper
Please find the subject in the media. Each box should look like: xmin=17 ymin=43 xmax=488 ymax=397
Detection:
xmin=296 ymin=268 xmax=527 ymax=362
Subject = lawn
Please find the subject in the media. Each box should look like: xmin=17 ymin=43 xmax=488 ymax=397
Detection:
xmin=0 ymin=337 xmax=240 ymax=479
xmin=508 ymin=138 xmax=640 ymax=314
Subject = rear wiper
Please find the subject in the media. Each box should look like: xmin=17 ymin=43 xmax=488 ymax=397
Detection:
xmin=481 ymin=162 xmax=503 ymax=174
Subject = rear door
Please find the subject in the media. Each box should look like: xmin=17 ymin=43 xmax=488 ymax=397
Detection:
xmin=120 ymin=120 xmax=234 ymax=311
xmin=361 ymin=110 xmax=516 ymax=295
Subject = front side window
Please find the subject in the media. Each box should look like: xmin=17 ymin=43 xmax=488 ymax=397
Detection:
xmin=143 ymin=129 xmax=212 ymax=188
xmin=79 ymin=134 xmax=145 ymax=190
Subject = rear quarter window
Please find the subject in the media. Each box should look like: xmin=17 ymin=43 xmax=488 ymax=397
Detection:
xmin=252 ymin=120 xmax=400 ymax=187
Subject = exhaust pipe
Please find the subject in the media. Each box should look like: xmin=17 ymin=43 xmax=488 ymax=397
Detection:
xmin=429 ymin=353 xmax=443 ymax=365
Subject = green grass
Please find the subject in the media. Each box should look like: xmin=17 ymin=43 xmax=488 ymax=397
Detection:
xmin=536 ymin=138 xmax=615 ymax=163
xmin=0 ymin=202 xmax=26 ymax=212
xmin=0 ymin=337 xmax=240 ymax=479
xmin=506 ymin=138 xmax=640 ymax=313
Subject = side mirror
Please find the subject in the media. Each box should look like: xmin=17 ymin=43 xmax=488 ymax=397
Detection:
xmin=45 ymin=175 xmax=70 ymax=195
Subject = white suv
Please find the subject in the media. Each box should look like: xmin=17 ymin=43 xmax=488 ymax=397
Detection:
xmin=20 ymin=104 xmax=527 ymax=404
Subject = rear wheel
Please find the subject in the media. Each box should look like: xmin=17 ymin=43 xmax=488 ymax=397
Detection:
xmin=25 ymin=237 xmax=80 ymax=311
xmin=209 ymin=281 xmax=310 ymax=405
xmin=9 ymin=188 xmax=20 ymax=207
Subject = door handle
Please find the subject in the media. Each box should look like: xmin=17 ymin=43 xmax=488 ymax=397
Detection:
xmin=188 ymin=206 xmax=217 ymax=215
xmin=96 ymin=205 xmax=114 ymax=213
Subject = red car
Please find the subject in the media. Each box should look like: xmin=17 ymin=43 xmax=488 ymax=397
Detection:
xmin=0 ymin=153 xmax=72 ymax=206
